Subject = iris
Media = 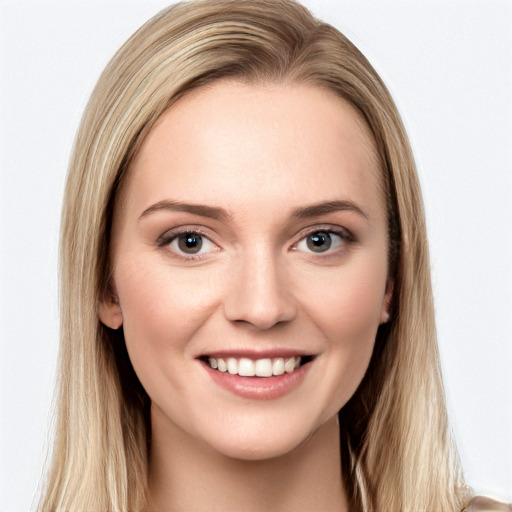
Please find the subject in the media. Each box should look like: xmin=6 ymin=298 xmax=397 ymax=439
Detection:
xmin=306 ymin=231 xmax=332 ymax=253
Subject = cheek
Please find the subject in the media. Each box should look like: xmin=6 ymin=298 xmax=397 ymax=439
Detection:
xmin=113 ymin=258 xmax=222 ymax=375
xmin=296 ymin=263 xmax=386 ymax=413
xmin=298 ymin=261 xmax=387 ymax=342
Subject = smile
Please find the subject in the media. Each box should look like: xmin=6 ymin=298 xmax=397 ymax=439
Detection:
xmin=200 ymin=353 xmax=314 ymax=400
xmin=206 ymin=356 xmax=305 ymax=377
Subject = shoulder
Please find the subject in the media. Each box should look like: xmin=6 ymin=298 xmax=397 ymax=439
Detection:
xmin=465 ymin=496 xmax=512 ymax=512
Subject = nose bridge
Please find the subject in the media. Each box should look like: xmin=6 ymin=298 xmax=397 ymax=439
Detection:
xmin=223 ymin=243 xmax=296 ymax=329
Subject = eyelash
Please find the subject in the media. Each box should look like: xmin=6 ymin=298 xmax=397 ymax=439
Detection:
xmin=157 ymin=224 xmax=354 ymax=261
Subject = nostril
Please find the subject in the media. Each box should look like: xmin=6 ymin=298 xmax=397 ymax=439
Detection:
xmin=224 ymin=300 xmax=297 ymax=331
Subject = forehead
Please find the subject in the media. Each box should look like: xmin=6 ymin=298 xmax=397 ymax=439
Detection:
xmin=120 ymin=81 xmax=383 ymax=221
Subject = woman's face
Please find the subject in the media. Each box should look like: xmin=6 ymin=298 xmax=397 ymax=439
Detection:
xmin=100 ymin=82 xmax=392 ymax=460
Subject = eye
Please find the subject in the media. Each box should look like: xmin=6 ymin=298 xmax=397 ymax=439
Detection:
xmin=160 ymin=230 xmax=218 ymax=258
xmin=295 ymin=230 xmax=347 ymax=254
xmin=176 ymin=233 xmax=205 ymax=254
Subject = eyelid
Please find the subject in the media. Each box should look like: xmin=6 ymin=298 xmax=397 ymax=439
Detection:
xmin=291 ymin=224 xmax=354 ymax=245
xmin=156 ymin=225 xmax=216 ymax=244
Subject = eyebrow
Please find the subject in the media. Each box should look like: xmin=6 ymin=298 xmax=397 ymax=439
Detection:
xmin=139 ymin=199 xmax=368 ymax=222
xmin=139 ymin=200 xmax=231 ymax=221
xmin=291 ymin=200 xmax=369 ymax=220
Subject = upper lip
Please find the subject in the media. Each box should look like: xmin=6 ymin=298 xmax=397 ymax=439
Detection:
xmin=197 ymin=348 xmax=316 ymax=359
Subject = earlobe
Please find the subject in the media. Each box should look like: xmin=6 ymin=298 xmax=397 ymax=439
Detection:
xmin=98 ymin=294 xmax=123 ymax=330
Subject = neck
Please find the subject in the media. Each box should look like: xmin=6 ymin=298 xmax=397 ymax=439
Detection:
xmin=146 ymin=410 xmax=347 ymax=512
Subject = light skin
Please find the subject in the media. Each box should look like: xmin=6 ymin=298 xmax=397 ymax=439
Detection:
xmin=100 ymin=81 xmax=392 ymax=512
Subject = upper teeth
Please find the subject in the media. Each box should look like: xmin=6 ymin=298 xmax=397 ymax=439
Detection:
xmin=209 ymin=356 xmax=301 ymax=377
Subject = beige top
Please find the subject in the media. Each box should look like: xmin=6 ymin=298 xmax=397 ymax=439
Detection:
xmin=466 ymin=496 xmax=512 ymax=512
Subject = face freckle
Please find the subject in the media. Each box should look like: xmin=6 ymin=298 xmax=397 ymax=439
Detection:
xmin=99 ymin=81 xmax=393 ymax=461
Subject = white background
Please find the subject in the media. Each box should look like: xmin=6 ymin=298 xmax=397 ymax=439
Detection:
xmin=1 ymin=1 xmax=510 ymax=510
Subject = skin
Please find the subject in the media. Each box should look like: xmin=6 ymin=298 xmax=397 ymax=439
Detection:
xmin=100 ymin=81 xmax=392 ymax=512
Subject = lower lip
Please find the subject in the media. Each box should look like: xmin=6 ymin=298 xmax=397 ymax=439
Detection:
xmin=201 ymin=361 xmax=312 ymax=400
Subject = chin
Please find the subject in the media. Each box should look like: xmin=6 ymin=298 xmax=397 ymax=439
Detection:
xmin=197 ymin=412 xmax=333 ymax=462
xmin=209 ymin=433 xmax=310 ymax=462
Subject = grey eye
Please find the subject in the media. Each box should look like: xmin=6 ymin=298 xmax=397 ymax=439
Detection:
xmin=295 ymin=230 xmax=346 ymax=255
xmin=306 ymin=231 xmax=332 ymax=253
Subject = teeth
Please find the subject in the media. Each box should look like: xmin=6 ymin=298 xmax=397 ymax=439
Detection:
xmin=238 ymin=358 xmax=255 ymax=377
xmin=217 ymin=358 xmax=227 ymax=372
xmin=272 ymin=358 xmax=285 ymax=375
xmin=207 ymin=356 xmax=303 ymax=377
xmin=227 ymin=358 xmax=238 ymax=375
xmin=284 ymin=357 xmax=297 ymax=373
xmin=255 ymin=359 xmax=273 ymax=377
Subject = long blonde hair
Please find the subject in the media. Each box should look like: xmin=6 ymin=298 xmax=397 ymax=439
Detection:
xmin=41 ymin=1 xmax=470 ymax=510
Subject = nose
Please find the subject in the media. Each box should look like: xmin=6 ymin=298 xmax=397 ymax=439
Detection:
xmin=223 ymin=248 xmax=297 ymax=330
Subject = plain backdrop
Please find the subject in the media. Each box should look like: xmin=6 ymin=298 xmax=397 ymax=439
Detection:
xmin=1 ymin=1 xmax=511 ymax=510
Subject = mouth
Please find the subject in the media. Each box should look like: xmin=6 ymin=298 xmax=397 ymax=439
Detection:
xmin=198 ymin=355 xmax=314 ymax=378
xmin=198 ymin=352 xmax=315 ymax=400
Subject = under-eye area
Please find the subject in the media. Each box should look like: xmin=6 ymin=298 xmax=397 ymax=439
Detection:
xmin=198 ymin=355 xmax=315 ymax=377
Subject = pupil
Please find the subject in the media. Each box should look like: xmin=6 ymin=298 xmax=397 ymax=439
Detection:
xmin=307 ymin=232 xmax=331 ymax=253
xmin=178 ymin=233 xmax=203 ymax=253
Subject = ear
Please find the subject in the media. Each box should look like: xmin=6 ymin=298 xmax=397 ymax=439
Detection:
xmin=98 ymin=289 xmax=123 ymax=330
xmin=380 ymin=278 xmax=394 ymax=324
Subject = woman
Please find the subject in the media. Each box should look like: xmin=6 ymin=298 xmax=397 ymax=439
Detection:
xmin=38 ymin=1 xmax=508 ymax=511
